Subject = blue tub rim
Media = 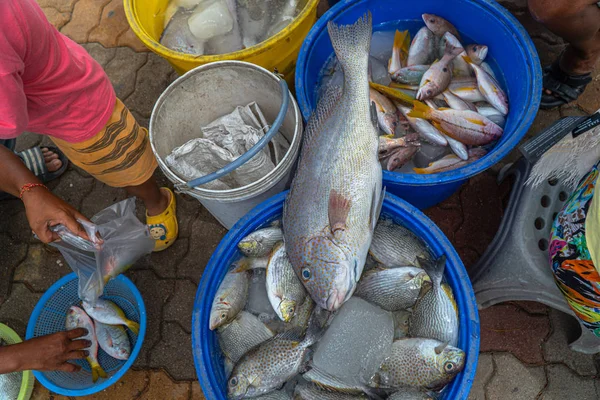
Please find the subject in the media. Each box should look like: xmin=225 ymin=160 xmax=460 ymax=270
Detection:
xmin=192 ymin=190 xmax=481 ymax=399
xmin=295 ymin=0 xmax=542 ymax=186
xmin=25 ymin=272 xmax=147 ymax=397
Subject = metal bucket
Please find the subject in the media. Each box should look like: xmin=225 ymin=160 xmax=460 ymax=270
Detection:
xmin=150 ymin=61 xmax=303 ymax=229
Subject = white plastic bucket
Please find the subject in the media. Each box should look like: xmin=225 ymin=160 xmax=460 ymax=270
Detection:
xmin=149 ymin=61 xmax=303 ymax=229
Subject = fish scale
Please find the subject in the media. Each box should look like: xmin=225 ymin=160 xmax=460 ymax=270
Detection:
xmin=284 ymin=12 xmax=382 ymax=313
xmin=218 ymin=311 xmax=274 ymax=363
xmin=354 ymin=267 xmax=429 ymax=311
xmin=266 ymin=242 xmax=307 ymax=322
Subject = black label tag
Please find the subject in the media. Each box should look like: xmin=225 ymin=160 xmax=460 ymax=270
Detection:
xmin=572 ymin=112 xmax=600 ymax=138
xmin=519 ymin=116 xmax=586 ymax=164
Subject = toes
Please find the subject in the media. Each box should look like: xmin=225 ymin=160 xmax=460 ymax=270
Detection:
xmin=47 ymin=159 xmax=62 ymax=173
xmin=44 ymin=152 xmax=59 ymax=162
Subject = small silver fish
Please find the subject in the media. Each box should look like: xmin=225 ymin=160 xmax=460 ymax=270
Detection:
xmin=266 ymin=242 xmax=307 ymax=322
xmin=369 ymin=219 xmax=431 ymax=266
xmin=417 ymin=36 xmax=462 ymax=100
xmin=385 ymin=146 xmax=419 ymax=171
xmin=465 ymin=44 xmax=488 ymax=64
xmin=218 ymin=311 xmax=274 ymax=363
xmin=233 ymin=256 xmax=270 ymax=272
xmin=66 ymin=306 xmax=107 ymax=383
xmin=409 ymin=101 xmax=502 ymax=146
xmin=355 ymin=266 xmax=430 ymax=311
xmin=413 ymin=148 xmax=487 ymax=174
xmin=396 ymin=104 xmax=448 ymax=146
xmin=442 ymin=32 xmax=470 ymax=77
xmin=407 ymin=27 xmax=436 ymax=67
xmin=83 ymin=299 xmax=140 ymax=335
xmin=294 ymin=383 xmax=369 ymax=399
xmin=369 ymin=338 xmax=465 ymax=390
xmin=448 ymin=78 xmax=486 ymax=103
xmin=370 ymin=88 xmax=399 ymax=135
xmin=463 ymin=56 xmax=509 ymax=115
xmin=95 ymin=322 xmax=131 ymax=361
xmin=393 ymin=310 xmax=411 ymax=340
xmin=443 ymin=134 xmax=469 ymax=161
xmin=379 ymin=134 xmax=421 ymax=160
xmin=442 ymin=90 xmax=477 ymax=112
xmin=227 ymin=314 xmax=323 ymax=399
xmin=422 ymin=14 xmax=460 ymax=39
xmin=392 ymin=65 xmax=430 ymax=85
xmin=238 ymin=227 xmax=284 ymax=257
xmin=209 ymin=270 xmax=250 ymax=330
xmin=289 ymin=297 xmax=315 ymax=333
xmin=409 ymin=256 xmax=459 ymax=346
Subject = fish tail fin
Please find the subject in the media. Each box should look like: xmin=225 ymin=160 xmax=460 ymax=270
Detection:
xmin=400 ymin=30 xmax=411 ymax=64
xmin=462 ymin=55 xmax=474 ymax=65
xmin=417 ymin=254 xmax=446 ymax=287
xmin=231 ymin=258 xmax=259 ymax=273
xmin=388 ymin=30 xmax=404 ymax=74
xmin=327 ymin=13 xmax=372 ymax=87
xmin=408 ymin=100 xmax=433 ymax=119
xmin=126 ymin=320 xmax=140 ymax=335
xmin=90 ymin=360 xmax=107 ymax=383
xmin=412 ymin=167 xmax=431 ymax=174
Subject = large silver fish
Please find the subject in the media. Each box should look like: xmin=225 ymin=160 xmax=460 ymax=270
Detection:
xmin=355 ymin=266 xmax=429 ymax=311
xmin=409 ymin=256 xmax=459 ymax=346
xmin=266 ymin=242 xmax=307 ymax=322
xmin=369 ymin=338 xmax=465 ymax=390
xmin=283 ymin=14 xmax=383 ymax=312
xmin=218 ymin=311 xmax=274 ymax=363
xmin=369 ymin=220 xmax=431 ymax=267
xmin=227 ymin=314 xmax=323 ymax=399
xmin=210 ymin=270 xmax=250 ymax=330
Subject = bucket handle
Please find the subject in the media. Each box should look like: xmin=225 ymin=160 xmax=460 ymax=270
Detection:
xmin=180 ymin=77 xmax=290 ymax=190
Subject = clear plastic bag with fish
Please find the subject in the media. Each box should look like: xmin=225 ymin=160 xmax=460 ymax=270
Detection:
xmin=48 ymin=198 xmax=155 ymax=305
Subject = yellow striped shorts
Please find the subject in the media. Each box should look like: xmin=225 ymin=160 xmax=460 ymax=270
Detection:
xmin=51 ymin=99 xmax=157 ymax=188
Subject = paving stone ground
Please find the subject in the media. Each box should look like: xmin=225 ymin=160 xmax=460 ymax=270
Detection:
xmin=1 ymin=0 xmax=599 ymax=398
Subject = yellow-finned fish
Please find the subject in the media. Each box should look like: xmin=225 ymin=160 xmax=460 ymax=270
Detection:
xmin=83 ymin=298 xmax=140 ymax=335
xmin=417 ymin=35 xmax=462 ymax=101
xmin=65 ymin=306 xmax=107 ymax=383
xmin=208 ymin=269 xmax=250 ymax=330
xmin=238 ymin=226 xmax=283 ymax=257
xmin=407 ymin=26 xmax=436 ymax=67
xmin=465 ymin=44 xmax=488 ymax=65
xmin=370 ymin=88 xmax=399 ymax=135
xmin=463 ymin=55 xmax=509 ymax=115
xmin=388 ymin=30 xmax=411 ymax=75
xmin=413 ymin=148 xmax=487 ymax=174
xmin=408 ymin=101 xmax=502 ymax=146
xmin=266 ymin=242 xmax=307 ymax=322
xmin=283 ymin=14 xmax=383 ymax=312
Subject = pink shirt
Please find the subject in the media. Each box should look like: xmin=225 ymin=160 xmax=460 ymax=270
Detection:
xmin=0 ymin=0 xmax=116 ymax=143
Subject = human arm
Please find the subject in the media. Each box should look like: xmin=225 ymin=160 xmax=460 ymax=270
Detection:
xmin=0 ymin=328 xmax=90 ymax=374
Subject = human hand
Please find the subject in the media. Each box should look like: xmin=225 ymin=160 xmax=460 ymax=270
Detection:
xmin=0 ymin=329 xmax=90 ymax=373
xmin=21 ymin=187 xmax=92 ymax=243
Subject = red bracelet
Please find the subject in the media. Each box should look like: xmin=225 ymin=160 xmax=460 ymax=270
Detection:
xmin=19 ymin=183 xmax=48 ymax=199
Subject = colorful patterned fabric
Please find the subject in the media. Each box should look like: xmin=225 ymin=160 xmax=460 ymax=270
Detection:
xmin=549 ymin=164 xmax=600 ymax=337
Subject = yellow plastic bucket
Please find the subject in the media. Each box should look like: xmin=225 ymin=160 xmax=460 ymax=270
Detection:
xmin=123 ymin=0 xmax=320 ymax=84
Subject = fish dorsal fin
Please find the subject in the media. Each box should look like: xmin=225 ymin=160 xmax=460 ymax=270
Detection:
xmin=303 ymin=84 xmax=343 ymax=144
xmin=328 ymin=189 xmax=352 ymax=234
xmin=435 ymin=341 xmax=449 ymax=354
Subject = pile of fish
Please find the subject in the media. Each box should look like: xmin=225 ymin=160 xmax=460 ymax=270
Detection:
xmin=64 ymin=299 xmax=139 ymax=382
xmin=160 ymin=0 xmax=303 ymax=55
xmin=319 ymin=13 xmax=509 ymax=174
xmin=211 ymin=219 xmax=464 ymax=399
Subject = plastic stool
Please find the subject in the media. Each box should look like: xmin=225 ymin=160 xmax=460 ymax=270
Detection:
xmin=469 ymin=156 xmax=600 ymax=354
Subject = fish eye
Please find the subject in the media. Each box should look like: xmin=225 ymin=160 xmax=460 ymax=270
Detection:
xmin=444 ymin=362 xmax=455 ymax=372
xmin=429 ymin=19 xmax=435 ymax=23
xmin=229 ymin=377 xmax=238 ymax=387
xmin=473 ymin=46 xmax=478 ymax=51
xmin=426 ymin=90 xmax=432 ymax=95
xmin=301 ymin=268 xmax=311 ymax=281
xmin=221 ymin=313 xmax=227 ymax=319
xmin=443 ymin=67 xmax=448 ymax=73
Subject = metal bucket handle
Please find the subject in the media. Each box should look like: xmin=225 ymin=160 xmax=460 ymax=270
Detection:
xmin=180 ymin=76 xmax=290 ymax=190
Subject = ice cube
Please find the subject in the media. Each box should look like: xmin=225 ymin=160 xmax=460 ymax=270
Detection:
xmin=413 ymin=143 xmax=450 ymax=168
xmin=188 ymin=0 xmax=234 ymax=41
xmin=313 ymin=297 xmax=394 ymax=385
xmin=245 ymin=269 xmax=276 ymax=318
xmin=370 ymin=30 xmax=396 ymax=64
xmin=369 ymin=56 xmax=391 ymax=86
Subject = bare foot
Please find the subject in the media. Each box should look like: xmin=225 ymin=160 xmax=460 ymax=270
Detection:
xmin=41 ymin=148 xmax=62 ymax=173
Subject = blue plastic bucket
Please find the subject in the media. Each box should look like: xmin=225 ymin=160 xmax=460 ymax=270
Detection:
xmin=296 ymin=0 xmax=542 ymax=209
xmin=192 ymin=191 xmax=480 ymax=399
xmin=26 ymin=273 xmax=146 ymax=397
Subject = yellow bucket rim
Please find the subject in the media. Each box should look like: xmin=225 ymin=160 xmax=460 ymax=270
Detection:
xmin=0 ymin=323 xmax=35 ymax=400
xmin=123 ymin=0 xmax=320 ymax=63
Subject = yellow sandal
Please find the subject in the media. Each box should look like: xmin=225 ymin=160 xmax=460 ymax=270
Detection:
xmin=147 ymin=187 xmax=178 ymax=252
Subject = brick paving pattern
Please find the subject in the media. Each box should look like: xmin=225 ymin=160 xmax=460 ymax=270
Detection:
xmin=1 ymin=0 xmax=599 ymax=398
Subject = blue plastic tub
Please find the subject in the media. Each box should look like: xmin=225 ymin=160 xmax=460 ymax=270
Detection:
xmin=192 ymin=191 xmax=480 ymax=399
xmin=26 ymin=273 xmax=146 ymax=397
xmin=296 ymin=0 xmax=542 ymax=209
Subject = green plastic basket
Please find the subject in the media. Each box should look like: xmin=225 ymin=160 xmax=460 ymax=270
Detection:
xmin=0 ymin=323 xmax=35 ymax=400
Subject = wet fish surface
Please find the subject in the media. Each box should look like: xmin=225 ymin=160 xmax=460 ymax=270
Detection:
xmin=66 ymin=306 xmax=107 ymax=383
xmin=369 ymin=219 xmax=431 ymax=267
xmin=210 ymin=269 xmax=251 ymax=330
xmin=95 ymin=322 xmax=131 ymax=361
